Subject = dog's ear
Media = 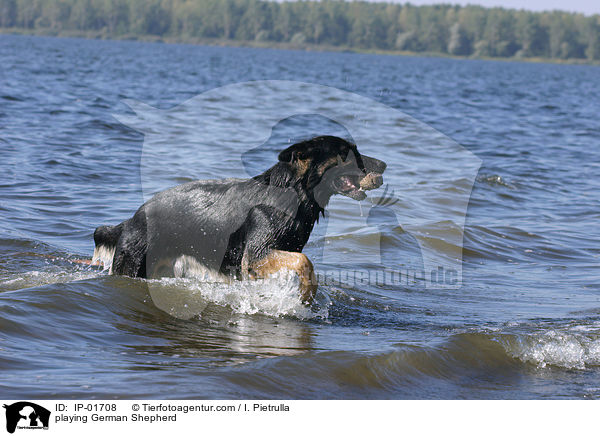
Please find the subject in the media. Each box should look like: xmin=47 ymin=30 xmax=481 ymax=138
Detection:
xmin=278 ymin=146 xmax=296 ymax=163
xmin=278 ymin=143 xmax=311 ymax=163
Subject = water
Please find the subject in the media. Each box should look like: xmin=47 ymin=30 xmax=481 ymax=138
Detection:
xmin=1 ymin=34 xmax=600 ymax=399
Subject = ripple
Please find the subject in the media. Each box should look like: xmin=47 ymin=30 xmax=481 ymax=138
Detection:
xmin=477 ymin=173 xmax=517 ymax=189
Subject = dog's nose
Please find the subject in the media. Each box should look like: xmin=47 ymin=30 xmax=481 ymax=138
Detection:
xmin=360 ymin=172 xmax=384 ymax=190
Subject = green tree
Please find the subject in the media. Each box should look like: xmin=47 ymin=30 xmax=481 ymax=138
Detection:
xmin=480 ymin=8 xmax=519 ymax=57
xmin=128 ymin=0 xmax=171 ymax=36
xmin=447 ymin=22 xmax=471 ymax=55
xmin=16 ymin=0 xmax=42 ymax=28
xmin=0 ymin=0 xmax=17 ymax=27
xmin=1 ymin=0 xmax=598 ymax=62
xmin=101 ymin=0 xmax=130 ymax=35
xmin=516 ymin=12 xmax=548 ymax=57
xmin=549 ymin=12 xmax=586 ymax=59
xmin=585 ymin=17 xmax=600 ymax=60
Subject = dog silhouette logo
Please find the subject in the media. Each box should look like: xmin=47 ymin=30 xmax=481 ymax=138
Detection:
xmin=3 ymin=402 xmax=50 ymax=434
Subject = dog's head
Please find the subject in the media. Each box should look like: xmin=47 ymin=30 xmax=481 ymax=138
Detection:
xmin=278 ymin=135 xmax=386 ymax=204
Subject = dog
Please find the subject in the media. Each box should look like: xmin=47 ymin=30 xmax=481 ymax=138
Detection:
xmin=93 ymin=135 xmax=386 ymax=302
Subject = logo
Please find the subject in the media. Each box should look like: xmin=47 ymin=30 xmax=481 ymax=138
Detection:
xmin=3 ymin=402 xmax=50 ymax=434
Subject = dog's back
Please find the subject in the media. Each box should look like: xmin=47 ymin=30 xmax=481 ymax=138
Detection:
xmin=93 ymin=176 xmax=304 ymax=277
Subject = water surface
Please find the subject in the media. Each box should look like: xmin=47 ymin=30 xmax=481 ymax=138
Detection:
xmin=1 ymin=35 xmax=599 ymax=399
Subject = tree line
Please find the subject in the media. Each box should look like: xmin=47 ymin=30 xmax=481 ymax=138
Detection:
xmin=2 ymin=0 xmax=600 ymax=61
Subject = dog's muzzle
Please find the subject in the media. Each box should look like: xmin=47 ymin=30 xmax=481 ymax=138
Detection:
xmin=359 ymin=155 xmax=386 ymax=190
xmin=360 ymin=172 xmax=384 ymax=190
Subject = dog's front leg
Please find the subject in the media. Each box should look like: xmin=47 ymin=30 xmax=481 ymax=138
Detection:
xmin=245 ymin=249 xmax=317 ymax=304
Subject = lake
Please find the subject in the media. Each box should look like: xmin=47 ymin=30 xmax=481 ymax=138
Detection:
xmin=1 ymin=34 xmax=599 ymax=399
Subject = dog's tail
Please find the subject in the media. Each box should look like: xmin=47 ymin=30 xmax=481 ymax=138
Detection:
xmin=92 ymin=223 xmax=123 ymax=273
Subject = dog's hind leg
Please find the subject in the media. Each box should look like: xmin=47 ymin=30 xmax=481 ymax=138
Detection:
xmin=101 ymin=210 xmax=148 ymax=278
xmin=246 ymin=250 xmax=317 ymax=304
xmin=93 ymin=223 xmax=123 ymax=273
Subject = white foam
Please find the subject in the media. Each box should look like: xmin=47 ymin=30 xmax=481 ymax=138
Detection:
xmin=504 ymin=327 xmax=600 ymax=370
xmin=147 ymin=269 xmax=329 ymax=320
xmin=0 ymin=270 xmax=100 ymax=291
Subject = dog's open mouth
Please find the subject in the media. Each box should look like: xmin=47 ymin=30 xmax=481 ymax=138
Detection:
xmin=336 ymin=175 xmax=360 ymax=192
xmin=334 ymin=175 xmax=366 ymax=200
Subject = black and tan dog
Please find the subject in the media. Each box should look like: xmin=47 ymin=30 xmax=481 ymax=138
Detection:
xmin=93 ymin=135 xmax=386 ymax=302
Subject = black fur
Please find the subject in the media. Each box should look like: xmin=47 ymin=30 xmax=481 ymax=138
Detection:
xmin=94 ymin=135 xmax=386 ymax=279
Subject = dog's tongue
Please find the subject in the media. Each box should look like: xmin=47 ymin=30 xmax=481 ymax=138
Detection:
xmin=340 ymin=176 xmax=358 ymax=191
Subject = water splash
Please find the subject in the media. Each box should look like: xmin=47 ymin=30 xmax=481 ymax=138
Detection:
xmin=0 ymin=268 xmax=101 ymax=292
xmin=147 ymin=270 xmax=330 ymax=320
xmin=501 ymin=327 xmax=600 ymax=370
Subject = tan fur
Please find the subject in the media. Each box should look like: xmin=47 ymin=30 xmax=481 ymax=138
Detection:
xmin=359 ymin=171 xmax=383 ymax=190
xmin=248 ymin=250 xmax=317 ymax=303
xmin=318 ymin=157 xmax=338 ymax=177
xmin=294 ymin=157 xmax=312 ymax=176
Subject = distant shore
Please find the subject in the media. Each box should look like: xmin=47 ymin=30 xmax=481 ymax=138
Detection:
xmin=1 ymin=28 xmax=597 ymax=66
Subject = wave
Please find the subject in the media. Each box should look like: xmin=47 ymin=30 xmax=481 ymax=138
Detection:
xmin=214 ymin=323 xmax=600 ymax=399
xmin=0 ymin=269 xmax=100 ymax=292
xmin=477 ymin=173 xmax=517 ymax=189
xmin=496 ymin=324 xmax=600 ymax=370
xmin=442 ymin=320 xmax=600 ymax=371
xmin=225 ymin=323 xmax=600 ymax=397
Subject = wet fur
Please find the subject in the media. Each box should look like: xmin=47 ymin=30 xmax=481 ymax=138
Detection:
xmin=93 ymin=136 xmax=386 ymax=289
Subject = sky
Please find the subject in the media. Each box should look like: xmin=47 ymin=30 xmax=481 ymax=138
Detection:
xmin=377 ymin=0 xmax=600 ymax=15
